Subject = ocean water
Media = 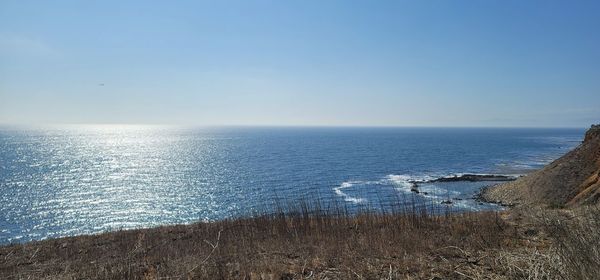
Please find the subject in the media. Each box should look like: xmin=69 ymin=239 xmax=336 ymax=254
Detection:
xmin=0 ymin=126 xmax=584 ymax=244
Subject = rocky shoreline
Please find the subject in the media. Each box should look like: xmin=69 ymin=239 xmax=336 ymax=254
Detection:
xmin=408 ymin=174 xmax=518 ymax=205
xmin=474 ymin=186 xmax=515 ymax=207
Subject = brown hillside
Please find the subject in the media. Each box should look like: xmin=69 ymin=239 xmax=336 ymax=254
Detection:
xmin=483 ymin=124 xmax=600 ymax=207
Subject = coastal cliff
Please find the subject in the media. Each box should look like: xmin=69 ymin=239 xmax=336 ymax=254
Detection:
xmin=483 ymin=124 xmax=600 ymax=207
xmin=2 ymin=127 xmax=600 ymax=279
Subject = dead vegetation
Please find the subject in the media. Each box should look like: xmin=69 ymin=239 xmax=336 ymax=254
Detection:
xmin=534 ymin=205 xmax=600 ymax=279
xmin=0 ymin=200 xmax=521 ymax=280
xmin=1 ymin=201 xmax=598 ymax=279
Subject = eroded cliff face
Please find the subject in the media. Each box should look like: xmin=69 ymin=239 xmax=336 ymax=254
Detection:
xmin=584 ymin=124 xmax=600 ymax=142
xmin=566 ymin=125 xmax=600 ymax=205
xmin=483 ymin=124 xmax=600 ymax=207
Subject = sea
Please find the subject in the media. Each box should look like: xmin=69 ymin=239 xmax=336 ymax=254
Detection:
xmin=0 ymin=126 xmax=585 ymax=244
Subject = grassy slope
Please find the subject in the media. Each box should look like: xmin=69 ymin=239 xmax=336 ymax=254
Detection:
xmin=4 ymin=205 xmax=598 ymax=279
xmin=1 ymin=210 xmax=540 ymax=279
xmin=483 ymin=125 xmax=600 ymax=207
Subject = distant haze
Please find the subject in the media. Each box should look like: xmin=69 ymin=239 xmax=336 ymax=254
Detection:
xmin=1 ymin=0 xmax=599 ymax=127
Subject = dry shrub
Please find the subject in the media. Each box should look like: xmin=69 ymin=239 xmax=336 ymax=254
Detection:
xmin=537 ymin=206 xmax=600 ymax=280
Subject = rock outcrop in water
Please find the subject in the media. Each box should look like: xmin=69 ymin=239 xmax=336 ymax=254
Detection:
xmin=483 ymin=124 xmax=600 ymax=207
xmin=430 ymin=174 xmax=516 ymax=182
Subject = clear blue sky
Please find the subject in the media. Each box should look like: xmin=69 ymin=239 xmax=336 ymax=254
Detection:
xmin=1 ymin=0 xmax=599 ymax=127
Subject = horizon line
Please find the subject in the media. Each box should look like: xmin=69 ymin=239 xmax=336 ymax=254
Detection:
xmin=0 ymin=122 xmax=591 ymax=130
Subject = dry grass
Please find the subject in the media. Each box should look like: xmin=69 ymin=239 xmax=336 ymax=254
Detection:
xmin=0 ymin=200 xmax=524 ymax=280
xmin=1 ymin=201 xmax=597 ymax=279
xmin=533 ymin=206 xmax=600 ymax=280
xmin=480 ymin=205 xmax=600 ymax=280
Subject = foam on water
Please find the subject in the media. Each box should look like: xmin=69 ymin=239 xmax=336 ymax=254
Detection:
xmin=386 ymin=174 xmax=416 ymax=191
xmin=334 ymin=174 xmax=439 ymax=203
xmin=333 ymin=181 xmax=367 ymax=204
xmin=333 ymin=175 xmax=421 ymax=204
xmin=334 ymin=173 xmax=517 ymax=211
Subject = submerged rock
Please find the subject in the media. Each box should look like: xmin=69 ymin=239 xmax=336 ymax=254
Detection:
xmin=410 ymin=183 xmax=420 ymax=193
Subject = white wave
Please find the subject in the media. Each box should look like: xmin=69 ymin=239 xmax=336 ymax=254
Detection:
xmin=335 ymin=172 xmax=513 ymax=208
xmin=385 ymin=174 xmax=436 ymax=191
xmin=334 ymin=174 xmax=435 ymax=204
xmin=385 ymin=175 xmax=413 ymax=191
xmin=333 ymin=181 xmax=367 ymax=204
xmin=418 ymin=184 xmax=460 ymax=199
